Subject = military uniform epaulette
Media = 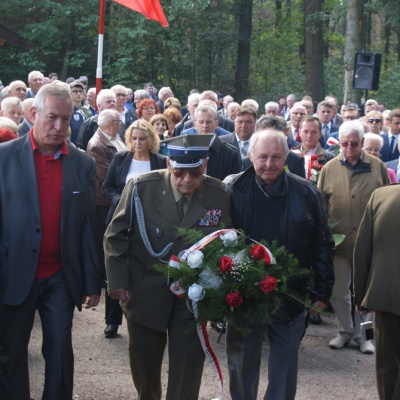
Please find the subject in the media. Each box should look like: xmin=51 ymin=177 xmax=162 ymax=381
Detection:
xmin=203 ymin=175 xmax=230 ymax=193
xmin=134 ymin=170 xmax=165 ymax=184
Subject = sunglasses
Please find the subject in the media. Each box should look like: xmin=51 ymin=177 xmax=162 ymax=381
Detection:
xmin=340 ymin=141 xmax=359 ymax=148
xmin=172 ymin=168 xmax=203 ymax=178
xmin=368 ymin=119 xmax=381 ymax=123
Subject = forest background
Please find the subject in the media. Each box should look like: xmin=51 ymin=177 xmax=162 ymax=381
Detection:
xmin=1 ymin=0 xmax=400 ymax=109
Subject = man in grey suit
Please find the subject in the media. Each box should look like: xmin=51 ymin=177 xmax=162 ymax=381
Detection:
xmin=17 ymin=98 xmax=34 ymax=136
xmin=0 ymin=83 xmax=101 ymax=400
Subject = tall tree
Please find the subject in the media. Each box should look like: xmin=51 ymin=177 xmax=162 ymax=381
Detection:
xmin=304 ymin=0 xmax=324 ymax=102
xmin=343 ymin=0 xmax=363 ymax=103
xmin=234 ymin=0 xmax=253 ymax=102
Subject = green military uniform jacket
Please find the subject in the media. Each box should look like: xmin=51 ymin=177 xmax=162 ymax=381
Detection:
xmin=104 ymin=169 xmax=232 ymax=332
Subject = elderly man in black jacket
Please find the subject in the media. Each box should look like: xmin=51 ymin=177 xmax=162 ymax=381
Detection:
xmin=223 ymin=129 xmax=334 ymax=400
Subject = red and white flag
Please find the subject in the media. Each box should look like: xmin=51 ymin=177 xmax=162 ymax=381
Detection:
xmin=113 ymin=0 xmax=169 ymax=27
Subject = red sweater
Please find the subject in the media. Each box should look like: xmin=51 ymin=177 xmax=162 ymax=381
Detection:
xmin=30 ymin=132 xmax=68 ymax=279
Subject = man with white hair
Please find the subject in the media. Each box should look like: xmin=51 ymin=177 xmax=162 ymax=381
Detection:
xmin=86 ymin=110 xmax=126 ymax=339
xmin=0 ymin=97 xmax=23 ymax=126
xmin=241 ymin=99 xmax=259 ymax=115
xmin=8 ymin=80 xmax=27 ymax=101
xmin=225 ymin=129 xmax=334 ymax=400
xmin=282 ymin=93 xmax=297 ymax=120
xmin=156 ymin=86 xmax=174 ymax=113
xmin=218 ymin=95 xmax=234 ymax=117
xmin=18 ymin=98 xmax=34 ymax=136
xmin=318 ymin=121 xmax=390 ymax=354
xmin=182 ymin=90 xmax=234 ymax=133
xmin=77 ymin=89 xmax=117 ymax=150
xmin=134 ymin=89 xmax=150 ymax=109
xmin=264 ymin=101 xmax=279 ymax=116
xmin=111 ymin=84 xmax=137 ymax=137
xmin=227 ymin=102 xmax=240 ymax=120
xmin=183 ymin=102 xmax=240 ymax=180
xmin=26 ymin=71 xmax=44 ymax=98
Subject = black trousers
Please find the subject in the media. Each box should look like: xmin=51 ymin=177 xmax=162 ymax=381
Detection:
xmin=0 ymin=269 xmax=75 ymax=400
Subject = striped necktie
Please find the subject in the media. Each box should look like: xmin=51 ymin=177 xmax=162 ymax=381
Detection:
xmin=241 ymin=141 xmax=249 ymax=157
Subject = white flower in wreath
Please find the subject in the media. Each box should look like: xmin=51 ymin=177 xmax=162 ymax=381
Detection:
xmin=188 ymin=283 xmax=206 ymax=302
xmin=187 ymin=250 xmax=204 ymax=268
xmin=310 ymin=169 xmax=318 ymax=183
xmin=220 ymin=230 xmax=238 ymax=247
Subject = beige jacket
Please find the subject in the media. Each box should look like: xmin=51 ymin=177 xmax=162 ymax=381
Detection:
xmin=353 ymin=185 xmax=400 ymax=315
xmin=317 ymin=151 xmax=390 ymax=258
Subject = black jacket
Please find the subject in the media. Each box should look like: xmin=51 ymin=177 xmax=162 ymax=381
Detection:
xmin=224 ymin=167 xmax=334 ymax=316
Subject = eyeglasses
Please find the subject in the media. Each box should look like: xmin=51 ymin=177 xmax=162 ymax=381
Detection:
xmin=340 ymin=141 xmax=360 ymax=148
xmin=368 ymin=119 xmax=381 ymax=124
xmin=172 ymin=168 xmax=204 ymax=178
xmin=71 ymin=90 xmax=83 ymax=94
xmin=142 ymin=107 xmax=156 ymax=112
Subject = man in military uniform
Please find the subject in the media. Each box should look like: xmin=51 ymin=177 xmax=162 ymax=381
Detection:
xmin=104 ymin=135 xmax=233 ymax=400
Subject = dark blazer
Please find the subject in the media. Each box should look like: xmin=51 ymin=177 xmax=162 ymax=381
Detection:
xmin=172 ymin=112 xmax=191 ymax=137
xmin=77 ymin=114 xmax=99 ymax=151
xmin=17 ymin=120 xmax=31 ymax=137
xmin=322 ymin=124 xmax=339 ymax=149
xmin=207 ymin=136 xmax=241 ymax=181
xmin=220 ymin=132 xmax=242 ymax=168
xmin=103 ymin=151 xmax=166 ymax=211
xmin=380 ymin=132 xmax=400 ymax=162
xmin=183 ymin=114 xmax=234 ymax=133
xmin=119 ymin=108 xmax=138 ymax=140
xmin=0 ymin=134 xmax=101 ymax=308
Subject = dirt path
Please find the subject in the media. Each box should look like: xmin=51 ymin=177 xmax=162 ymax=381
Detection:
xmin=28 ymin=290 xmax=377 ymax=399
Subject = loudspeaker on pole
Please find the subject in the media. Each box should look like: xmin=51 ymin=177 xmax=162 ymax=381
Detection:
xmin=352 ymin=52 xmax=381 ymax=91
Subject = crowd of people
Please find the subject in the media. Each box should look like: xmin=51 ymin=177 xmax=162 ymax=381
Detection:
xmin=0 ymin=71 xmax=399 ymax=400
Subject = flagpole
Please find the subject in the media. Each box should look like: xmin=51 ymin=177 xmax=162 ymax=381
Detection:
xmin=96 ymin=0 xmax=106 ymax=96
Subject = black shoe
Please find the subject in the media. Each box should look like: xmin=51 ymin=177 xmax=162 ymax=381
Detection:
xmin=309 ymin=314 xmax=322 ymax=325
xmin=104 ymin=323 xmax=119 ymax=338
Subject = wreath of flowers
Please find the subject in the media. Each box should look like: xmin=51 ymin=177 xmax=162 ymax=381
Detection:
xmin=155 ymin=229 xmax=311 ymax=333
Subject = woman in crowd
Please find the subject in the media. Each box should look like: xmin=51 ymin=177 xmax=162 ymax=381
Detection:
xmin=164 ymin=97 xmax=181 ymax=111
xmin=137 ymin=99 xmax=159 ymax=122
xmin=363 ymin=132 xmax=397 ymax=183
xmin=163 ymin=107 xmax=182 ymax=137
xmin=103 ymin=119 xmax=166 ymax=220
xmin=366 ymin=110 xmax=384 ymax=135
xmin=150 ymin=114 xmax=169 ymax=155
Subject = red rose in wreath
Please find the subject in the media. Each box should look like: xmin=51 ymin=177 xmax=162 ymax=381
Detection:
xmin=259 ymin=276 xmax=277 ymax=293
xmin=226 ymin=291 xmax=243 ymax=308
xmin=249 ymin=245 xmax=271 ymax=264
xmin=219 ymin=256 xmax=233 ymax=273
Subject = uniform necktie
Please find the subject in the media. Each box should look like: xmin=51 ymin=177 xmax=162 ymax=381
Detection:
xmin=177 ymin=196 xmax=188 ymax=220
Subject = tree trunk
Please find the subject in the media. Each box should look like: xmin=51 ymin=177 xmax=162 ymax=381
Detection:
xmin=343 ymin=0 xmax=363 ymax=104
xmin=234 ymin=0 xmax=252 ymax=102
xmin=304 ymin=0 xmax=324 ymax=102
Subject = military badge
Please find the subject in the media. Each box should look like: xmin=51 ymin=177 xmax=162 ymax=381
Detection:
xmin=198 ymin=209 xmax=222 ymax=226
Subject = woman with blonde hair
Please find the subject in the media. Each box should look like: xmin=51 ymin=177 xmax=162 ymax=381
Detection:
xmin=103 ymin=119 xmax=166 ymax=219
